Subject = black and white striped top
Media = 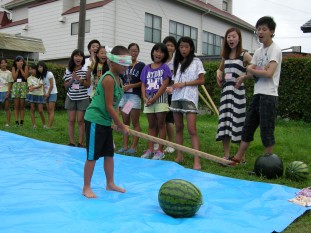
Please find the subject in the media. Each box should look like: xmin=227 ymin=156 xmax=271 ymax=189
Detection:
xmin=63 ymin=67 xmax=88 ymax=101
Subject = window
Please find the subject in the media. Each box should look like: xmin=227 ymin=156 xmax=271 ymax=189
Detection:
xmin=144 ymin=13 xmax=162 ymax=43
xmin=71 ymin=20 xmax=90 ymax=35
xmin=202 ymin=31 xmax=222 ymax=55
xmin=169 ymin=20 xmax=198 ymax=51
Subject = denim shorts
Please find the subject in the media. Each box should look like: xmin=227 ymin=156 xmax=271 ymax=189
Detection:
xmin=119 ymin=93 xmax=142 ymax=110
xmin=169 ymin=100 xmax=198 ymax=113
xmin=46 ymin=93 xmax=57 ymax=103
xmin=0 ymin=92 xmax=10 ymax=102
xmin=241 ymin=94 xmax=278 ymax=147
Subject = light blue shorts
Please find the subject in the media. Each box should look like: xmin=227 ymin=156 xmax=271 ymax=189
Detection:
xmin=119 ymin=93 xmax=141 ymax=110
xmin=46 ymin=93 xmax=57 ymax=103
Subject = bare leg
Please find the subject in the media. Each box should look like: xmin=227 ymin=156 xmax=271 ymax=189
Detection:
xmin=120 ymin=110 xmax=130 ymax=150
xmin=264 ymin=145 xmax=274 ymax=154
xmin=77 ymin=111 xmax=85 ymax=145
xmin=68 ymin=110 xmax=76 ymax=145
xmin=129 ymin=108 xmax=141 ymax=150
xmin=156 ymin=112 xmax=167 ymax=152
xmin=20 ymin=98 xmax=25 ymax=121
xmin=47 ymin=102 xmax=56 ymax=128
xmin=186 ymin=113 xmax=201 ymax=170
xmin=14 ymin=98 xmax=20 ymax=122
xmin=174 ymin=112 xmax=184 ymax=162
xmin=83 ymin=160 xmax=97 ymax=198
xmin=37 ymin=103 xmax=46 ymax=126
xmin=166 ymin=122 xmax=175 ymax=143
xmin=104 ymin=157 xmax=126 ymax=193
xmin=4 ymin=99 xmax=11 ymax=125
xmin=234 ymin=141 xmax=250 ymax=161
xmin=222 ymin=137 xmax=230 ymax=159
xmin=30 ymin=103 xmax=36 ymax=126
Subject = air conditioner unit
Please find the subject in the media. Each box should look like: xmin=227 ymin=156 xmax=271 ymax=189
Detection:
xmin=22 ymin=24 xmax=29 ymax=30
xmin=59 ymin=16 xmax=66 ymax=23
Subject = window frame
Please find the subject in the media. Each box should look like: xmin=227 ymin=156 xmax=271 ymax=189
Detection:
xmin=202 ymin=31 xmax=223 ymax=56
xmin=169 ymin=20 xmax=198 ymax=52
xmin=71 ymin=20 xmax=91 ymax=35
xmin=144 ymin=13 xmax=162 ymax=43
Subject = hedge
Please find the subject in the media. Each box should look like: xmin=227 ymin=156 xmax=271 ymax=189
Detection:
xmin=3 ymin=56 xmax=311 ymax=122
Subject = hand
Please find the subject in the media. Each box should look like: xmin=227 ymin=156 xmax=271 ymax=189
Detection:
xmin=166 ymin=86 xmax=173 ymax=94
xmin=123 ymin=84 xmax=131 ymax=92
xmin=172 ymin=82 xmax=184 ymax=89
xmin=234 ymin=76 xmax=244 ymax=89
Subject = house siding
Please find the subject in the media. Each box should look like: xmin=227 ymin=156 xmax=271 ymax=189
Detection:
xmin=0 ymin=0 xmax=258 ymax=63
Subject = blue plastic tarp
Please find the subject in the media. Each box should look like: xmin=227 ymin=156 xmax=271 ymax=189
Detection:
xmin=0 ymin=130 xmax=309 ymax=233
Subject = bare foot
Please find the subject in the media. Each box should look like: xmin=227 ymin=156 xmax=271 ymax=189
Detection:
xmin=175 ymin=155 xmax=184 ymax=163
xmin=106 ymin=183 xmax=126 ymax=193
xmin=82 ymin=186 xmax=97 ymax=198
xmin=193 ymin=163 xmax=201 ymax=170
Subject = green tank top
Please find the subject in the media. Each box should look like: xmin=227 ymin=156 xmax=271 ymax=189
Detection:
xmin=84 ymin=71 xmax=123 ymax=126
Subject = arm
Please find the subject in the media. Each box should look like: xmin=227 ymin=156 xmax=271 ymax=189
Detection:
xmin=123 ymin=81 xmax=141 ymax=91
xmin=12 ymin=67 xmax=18 ymax=81
xmin=185 ymin=73 xmax=205 ymax=86
xmin=235 ymin=52 xmax=254 ymax=88
xmin=147 ymin=78 xmax=169 ymax=106
xmin=19 ymin=66 xmax=29 ymax=80
xmin=247 ymin=61 xmax=278 ymax=79
xmin=216 ymin=59 xmax=225 ymax=87
xmin=141 ymin=82 xmax=148 ymax=105
xmin=103 ymin=76 xmax=128 ymax=134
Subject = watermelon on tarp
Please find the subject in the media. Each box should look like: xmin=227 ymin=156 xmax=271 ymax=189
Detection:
xmin=158 ymin=179 xmax=203 ymax=218
xmin=254 ymin=153 xmax=283 ymax=179
xmin=285 ymin=161 xmax=309 ymax=181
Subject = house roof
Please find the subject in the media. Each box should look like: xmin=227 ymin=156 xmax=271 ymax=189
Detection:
xmin=176 ymin=0 xmax=255 ymax=31
xmin=0 ymin=32 xmax=45 ymax=53
xmin=301 ymin=19 xmax=311 ymax=33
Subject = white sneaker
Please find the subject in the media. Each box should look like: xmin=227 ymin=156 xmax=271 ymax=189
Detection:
xmin=153 ymin=143 xmax=159 ymax=150
xmin=152 ymin=150 xmax=165 ymax=160
xmin=5 ymin=124 xmax=9 ymax=127
xmin=141 ymin=150 xmax=154 ymax=159
xmin=164 ymin=146 xmax=175 ymax=153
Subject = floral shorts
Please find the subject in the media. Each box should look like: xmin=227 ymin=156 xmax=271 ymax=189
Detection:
xmin=11 ymin=82 xmax=27 ymax=99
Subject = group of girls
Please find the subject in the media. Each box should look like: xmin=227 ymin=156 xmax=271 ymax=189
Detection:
xmin=0 ymin=57 xmax=58 ymax=129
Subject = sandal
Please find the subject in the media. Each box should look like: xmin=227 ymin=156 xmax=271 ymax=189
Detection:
xmin=228 ymin=156 xmax=241 ymax=166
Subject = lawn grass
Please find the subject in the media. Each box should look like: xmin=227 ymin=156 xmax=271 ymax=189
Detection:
xmin=0 ymin=109 xmax=310 ymax=232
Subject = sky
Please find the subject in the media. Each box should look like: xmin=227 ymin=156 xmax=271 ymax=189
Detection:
xmin=232 ymin=0 xmax=311 ymax=53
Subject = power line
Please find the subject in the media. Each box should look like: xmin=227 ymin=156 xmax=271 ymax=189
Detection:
xmin=263 ymin=0 xmax=311 ymax=15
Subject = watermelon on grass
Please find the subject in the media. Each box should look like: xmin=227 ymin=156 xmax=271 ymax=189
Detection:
xmin=285 ymin=161 xmax=309 ymax=181
xmin=158 ymin=179 xmax=203 ymax=218
xmin=254 ymin=153 xmax=283 ymax=179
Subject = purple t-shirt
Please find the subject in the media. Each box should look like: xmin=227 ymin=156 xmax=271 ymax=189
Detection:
xmin=140 ymin=63 xmax=172 ymax=96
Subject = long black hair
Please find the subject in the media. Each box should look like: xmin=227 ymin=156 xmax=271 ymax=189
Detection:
xmin=150 ymin=43 xmax=169 ymax=63
xmin=37 ymin=60 xmax=48 ymax=79
xmin=68 ymin=49 xmax=85 ymax=72
xmin=173 ymin=37 xmax=195 ymax=76
xmin=92 ymin=46 xmax=109 ymax=76
xmin=12 ymin=55 xmax=26 ymax=70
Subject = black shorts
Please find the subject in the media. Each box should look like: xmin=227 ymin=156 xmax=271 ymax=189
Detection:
xmin=166 ymin=94 xmax=174 ymax=124
xmin=85 ymin=120 xmax=114 ymax=160
xmin=241 ymin=94 xmax=278 ymax=147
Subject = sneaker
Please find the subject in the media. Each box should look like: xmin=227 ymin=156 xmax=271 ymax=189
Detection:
xmin=5 ymin=124 xmax=9 ymax=127
xmin=153 ymin=143 xmax=159 ymax=150
xmin=164 ymin=146 xmax=175 ymax=153
xmin=125 ymin=148 xmax=136 ymax=154
xmin=117 ymin=148 xmax=127 ymax=153
xmin=152 ymin=150 xmax=165 ymax=160
xmin=33 ymin=125 xmax=37 ymax=129
xmin=141 ymin=149 xmax=154 ymax=159
xmin=43 ymin=125 xmax=47 ymax=129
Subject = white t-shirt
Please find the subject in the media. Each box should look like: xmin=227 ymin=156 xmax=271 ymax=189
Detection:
xmin=172 ymin=57 xmax=206 ymax=108
xmin=43 ymin=71 xmax=58 ymax=94
xmin=251 ymin=42 xmax=282 ymax=96
xmin=84 ymin=57 xmax=93 ymax=97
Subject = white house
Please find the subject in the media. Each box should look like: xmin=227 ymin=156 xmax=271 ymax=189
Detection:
xmin=0 ymin=0 xmax=258 ymax=64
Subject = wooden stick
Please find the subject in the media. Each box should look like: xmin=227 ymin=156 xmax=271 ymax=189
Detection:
xmin=199 ymin=92 xmax=216 ymax=115
xmin=113 ymin=126 xmax=232 ymax=166
xmin=201 ymin=85 xmax=219 ymax=116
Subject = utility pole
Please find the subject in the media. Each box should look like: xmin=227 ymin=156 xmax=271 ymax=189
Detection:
xmin=77 ymin=0 xmax=86 ymax=51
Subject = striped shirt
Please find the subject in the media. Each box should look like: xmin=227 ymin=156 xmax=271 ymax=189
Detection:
xmin=63 ymin=67 xmax=88 ymax=100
